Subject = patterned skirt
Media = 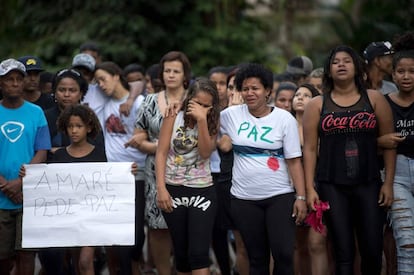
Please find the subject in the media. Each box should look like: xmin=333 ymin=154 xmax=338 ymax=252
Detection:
xmin=144 ymin=155 xmax=168 ymax=229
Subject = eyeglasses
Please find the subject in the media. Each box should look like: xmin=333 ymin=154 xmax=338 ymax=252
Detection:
xmin=57 ymin=69 xmax=81 ymax=77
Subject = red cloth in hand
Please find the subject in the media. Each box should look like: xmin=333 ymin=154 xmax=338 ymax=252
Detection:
xmin=305 ymin=201 xmax=330 ymax=236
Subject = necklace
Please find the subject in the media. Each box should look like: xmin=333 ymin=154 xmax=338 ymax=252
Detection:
xmin=164 ymin=90 xmax=186 ymax=105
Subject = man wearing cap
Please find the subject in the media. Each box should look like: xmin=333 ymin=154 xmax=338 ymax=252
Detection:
xmin=363 ymin=41 xmax=398 ymax=95
xmin=72 ymin=53 xmax=96 ymax=83
xmin=17 ymin=55 xmax=54 ymax=110
xmin=364 ymin=41 xmax=398 ymax=275
xmin=80 ymin=40 xmax=102 ymax=65
xmin=285 ymin=55 xmax=314 ymax=86
xmin=0 ymin=58 xmax=51 ymax=274
xmin=71 ymin=53 xmax=110 ymax=127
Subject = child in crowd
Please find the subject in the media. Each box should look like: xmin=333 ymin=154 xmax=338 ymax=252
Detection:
xmin=50 ymin=104 xmax=108 ymax=275
xmin=155 ymin=77 xmax=220 ymax=275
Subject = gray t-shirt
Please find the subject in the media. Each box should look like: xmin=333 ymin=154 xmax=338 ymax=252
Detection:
xmin=379 ymin=80 xmax=397 ymax=95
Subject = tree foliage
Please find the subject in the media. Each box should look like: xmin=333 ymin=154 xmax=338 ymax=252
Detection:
xmin=0 ymin=0 xmax=412 ymax=75
xmin=323 ymin=0 xmax=414 ymax=54
xmin=0 ymin=0 xmax=268 ymax=75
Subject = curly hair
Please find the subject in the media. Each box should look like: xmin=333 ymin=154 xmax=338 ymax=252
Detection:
xmin=322 ymin=45 xmax=367 ymax=94
xmin=57 ymin=104 xmax=102 ymax=140
xmin=392 ymin=31 xmax=414 ymax=69
xmin=234 ymin=63 xmax=273 ymax=92
xmin=181 ymin=77 xmax=220 ymax=136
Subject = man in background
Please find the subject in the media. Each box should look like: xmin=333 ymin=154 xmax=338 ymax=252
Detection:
xmin=363 ymin=41 xmax=397 ymax=94
xmin=0 ymin=58 xmax=50 ymax=275
xmin=17 ymin=55 xmax=54 ymax=110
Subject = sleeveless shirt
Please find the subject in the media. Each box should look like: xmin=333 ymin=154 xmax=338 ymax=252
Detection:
xmin=317 ymin=92 xmax=380 ymax=185
xmin=385 ymin=94 xmax=414 ymax=158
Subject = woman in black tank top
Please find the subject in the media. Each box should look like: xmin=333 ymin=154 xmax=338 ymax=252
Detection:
xmin=302 ymin=45 xmax=396 ymax=275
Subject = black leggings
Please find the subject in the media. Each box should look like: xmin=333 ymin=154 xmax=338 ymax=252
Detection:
xmin=131 ymin=179 xmax=146 ymax=261
xmin=231 ymin=192 xmax=296 ymax=275
xmin=318 ymin=181 xmax=386 ymax=275
xmin=162 ymin=184 xmax=217 ymax=273
xmin=105 ymin=179 xmax=146 ymax=275
xmin=212 ymin=175 xmax=234 ymax=275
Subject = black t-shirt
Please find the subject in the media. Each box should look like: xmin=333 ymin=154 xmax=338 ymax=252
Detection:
xmin=33 ymin=92 xmax=55 ymax=111
xmin=48 ymin=146 xmax=107 ymax=163
xmin=385 ymin=94 xmax=414 ymax=158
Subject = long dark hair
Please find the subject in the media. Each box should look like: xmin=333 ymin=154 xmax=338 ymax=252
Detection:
xmin=95 ymin=61 xmax=130 ymax=90
xmin=322 ymin=45 xmax=367 ymax=94
xmin=181 ymin=77 xmax=220 ymax=136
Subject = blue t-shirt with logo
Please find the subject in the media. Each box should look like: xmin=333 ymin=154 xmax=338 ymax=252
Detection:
xmin=0 ymin=101 xmax=51 ymax=209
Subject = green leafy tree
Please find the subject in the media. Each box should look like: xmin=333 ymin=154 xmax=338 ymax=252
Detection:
xmin=2 ymin=0 xmax=411 ymax=75
xmin=324 ymin=0 xmax=414 ymax=54
xmin=0 ymin=0 xmax=269 ymax=75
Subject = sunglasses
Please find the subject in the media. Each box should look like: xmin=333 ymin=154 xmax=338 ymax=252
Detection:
xmin=57 ymin=69 xmax=81 ymax=77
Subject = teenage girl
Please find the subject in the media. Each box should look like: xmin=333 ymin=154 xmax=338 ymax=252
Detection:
xmin=378 ymin=31 xmax=414 ymax=274
xmin=156 ymin=77 xmax=220 ymax=275
xmin=94 ymin=61 xmax=146 ymax=275
xmin=303 ymin=45 xmax=395 ymax=275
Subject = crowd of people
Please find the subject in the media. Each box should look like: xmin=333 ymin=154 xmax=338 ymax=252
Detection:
xmin=0 ymin=30 xmax=413 ymax=275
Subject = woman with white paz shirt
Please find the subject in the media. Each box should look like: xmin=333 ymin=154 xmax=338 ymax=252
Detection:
xmin=219 ymin=63 xmax=307 ymax=275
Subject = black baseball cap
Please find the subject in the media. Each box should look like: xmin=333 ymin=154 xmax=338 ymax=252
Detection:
xmin=363 ymin=41 xmax=394 ymax=63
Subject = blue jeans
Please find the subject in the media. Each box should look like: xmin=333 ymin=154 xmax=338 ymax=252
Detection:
xmin=390 ymin=155 xmax=414 ymax=274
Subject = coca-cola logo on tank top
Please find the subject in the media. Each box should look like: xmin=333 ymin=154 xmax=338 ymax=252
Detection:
xmin=321 ymin=111 xmax=377 ymax=134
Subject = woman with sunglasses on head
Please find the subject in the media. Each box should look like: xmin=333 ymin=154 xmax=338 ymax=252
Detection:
xmin=40 ymin=68 xmax=105 ymax=275
xmin=44 ymin=69 xmax=104 ymax=155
